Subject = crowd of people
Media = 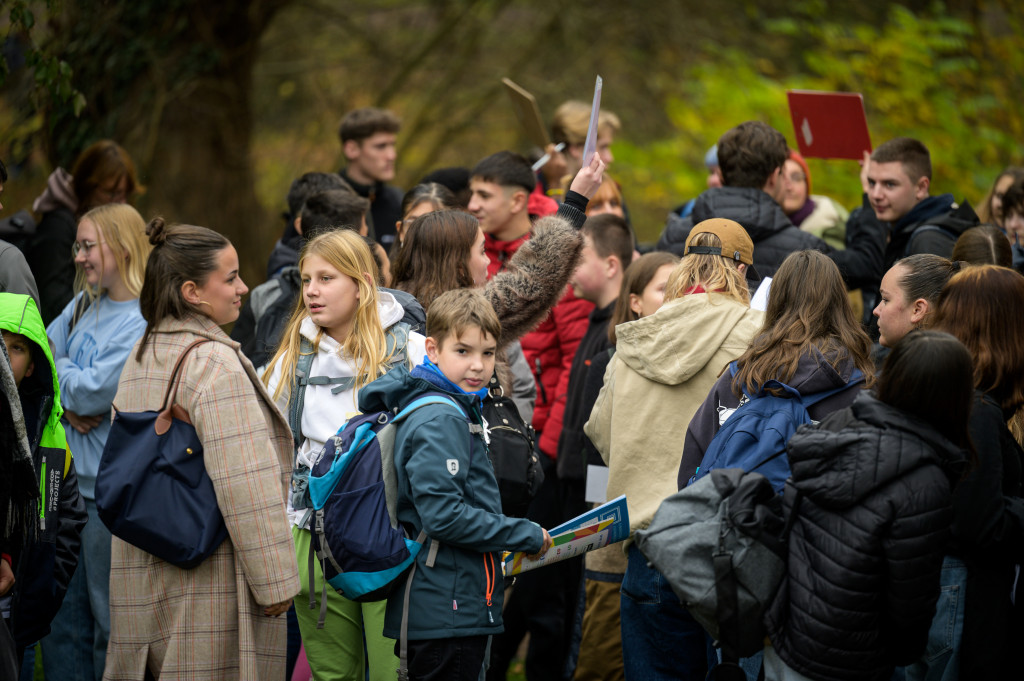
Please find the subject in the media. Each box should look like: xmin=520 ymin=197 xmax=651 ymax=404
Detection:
xmin=1 ymin=99 xmax=1022 ymax=681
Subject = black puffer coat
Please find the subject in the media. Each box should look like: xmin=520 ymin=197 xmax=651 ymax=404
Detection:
xmin=765 ymin=392 xmax=965 ymax=681
xmin=656 ymin=186 xmax=830 ymax=282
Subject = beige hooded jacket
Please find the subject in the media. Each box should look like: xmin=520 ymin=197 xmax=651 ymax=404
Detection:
xmin=584 ymin=293 xmax=763 ymax=547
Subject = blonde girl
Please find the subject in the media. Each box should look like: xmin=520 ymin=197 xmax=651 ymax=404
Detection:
xmin=41 ymin=203 xmax=150 ymax=681
xmin=264 ymin=229 xmax=426 ymax=681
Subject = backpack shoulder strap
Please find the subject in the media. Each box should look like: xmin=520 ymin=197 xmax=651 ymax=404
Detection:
xmin=393 ymin=394 xmax=485 ymax=439
xmin=289 ymin=337 xmax=316 ymax=447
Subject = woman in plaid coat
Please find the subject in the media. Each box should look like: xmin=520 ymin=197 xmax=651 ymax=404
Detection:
xmin=103 ymin=219 xmax=299 ymax=680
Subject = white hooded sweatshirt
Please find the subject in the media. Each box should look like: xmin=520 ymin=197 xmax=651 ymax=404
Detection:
xmin=267 ymin=291 xmax=426 ymax=528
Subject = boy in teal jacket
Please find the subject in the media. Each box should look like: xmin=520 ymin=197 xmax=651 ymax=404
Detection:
xmin=358 ymin=289 xmax=552 ymax=681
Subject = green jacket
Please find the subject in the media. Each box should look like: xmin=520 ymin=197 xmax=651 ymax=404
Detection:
xmin=0 ymin=292 xmax=87 ymax=647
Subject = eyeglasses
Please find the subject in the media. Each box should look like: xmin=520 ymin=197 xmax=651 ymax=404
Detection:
xmin=72 ymin=240 xmax=105 ymax=257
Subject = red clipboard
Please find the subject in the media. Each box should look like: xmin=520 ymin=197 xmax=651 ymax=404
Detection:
xmin=787 ymin=90 xmax=872 ymax=160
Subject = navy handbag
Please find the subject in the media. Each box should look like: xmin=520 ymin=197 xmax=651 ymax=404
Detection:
xmin=95 ymin=339 xmax=229 ymax=568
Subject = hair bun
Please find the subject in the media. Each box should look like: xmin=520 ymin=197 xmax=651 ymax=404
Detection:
xmin=146 ymin=217 xmax=168 ymax=246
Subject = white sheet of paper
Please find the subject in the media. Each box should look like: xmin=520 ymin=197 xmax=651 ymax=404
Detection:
xmin=585 ymin=464 xmax=610 ymax=503
xmin=750 ymin=276 xmax=772 ymax=312
xmin=581 ymin=75 xmax=603 ymax=167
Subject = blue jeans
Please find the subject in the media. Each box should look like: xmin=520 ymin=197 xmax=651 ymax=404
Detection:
xmin=620 ymin=543 xmax=716 ymax=681
xmin=40 ymin=498 xmax=111 ymax=681
xmin=904 ymin=556 xmax=967 ymax=681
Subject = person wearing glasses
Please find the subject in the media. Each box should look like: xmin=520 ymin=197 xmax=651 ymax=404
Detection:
xmin=38 ymin=203 xmax=150 ymax=681
xmin=25 ymin=140 xmax=142 ymax=325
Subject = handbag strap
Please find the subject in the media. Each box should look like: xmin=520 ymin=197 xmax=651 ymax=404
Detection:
xmin=155 ymin=339 xmax=212 ymax=435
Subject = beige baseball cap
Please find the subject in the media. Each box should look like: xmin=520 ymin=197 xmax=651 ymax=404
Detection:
xmin=684 ymin=218 xmax=755 ymax=268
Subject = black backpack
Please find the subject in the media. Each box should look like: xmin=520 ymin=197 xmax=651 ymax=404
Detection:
xmin=481 ymin=371 xmax=544 ymax=517
xmin=0 ymin=211 xmax=37 ymax=251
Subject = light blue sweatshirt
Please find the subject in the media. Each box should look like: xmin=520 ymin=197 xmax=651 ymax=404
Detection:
xmin=46 ymin=292 xmax=147 ymax=499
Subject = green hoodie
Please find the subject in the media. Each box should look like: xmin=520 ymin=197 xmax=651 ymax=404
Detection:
xmin=0 ymin=292 xmax=87 ymax=648
xmin=0 ymin=293 xmax=69 ymax=523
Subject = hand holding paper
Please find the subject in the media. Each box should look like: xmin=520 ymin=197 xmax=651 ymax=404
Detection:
xmin=568 ymin=151 xmax=605 ymax=199
xmin=528 ymin=528 xmax=554 ymax=560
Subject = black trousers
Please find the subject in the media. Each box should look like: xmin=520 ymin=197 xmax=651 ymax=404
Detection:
xmin=488 ymin=454 xmax=574 ymax=681
xmin=399 ymin=635 xmax=489 ymax=681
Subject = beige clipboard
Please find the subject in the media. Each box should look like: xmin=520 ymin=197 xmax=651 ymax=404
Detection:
xmin=502 ymin=78 xmax=550 ymax=149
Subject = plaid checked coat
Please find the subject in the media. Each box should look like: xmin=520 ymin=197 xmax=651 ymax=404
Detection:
xmin=103 ymin=314 xmax=300 ymax=681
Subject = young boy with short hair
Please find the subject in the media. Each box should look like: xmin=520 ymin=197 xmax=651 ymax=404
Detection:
xmin=358 ymin=288 xmax=553 ymax=681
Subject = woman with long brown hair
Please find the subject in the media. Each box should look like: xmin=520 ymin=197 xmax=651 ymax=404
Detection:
xmin=907 ymin=265 xmax=1024 ymax=680
xmin=680 ymin=249 xmax=873 ymax=488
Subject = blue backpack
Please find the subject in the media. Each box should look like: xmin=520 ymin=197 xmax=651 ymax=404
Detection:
xmin=304 ymin=392 xmax=483 ymax=627
xmin=688 ymin=362 xmax=863 ymax=493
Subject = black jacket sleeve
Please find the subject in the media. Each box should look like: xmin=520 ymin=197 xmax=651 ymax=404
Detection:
xmin=23 ymin=208 xmax=77 ymax=326
xmin=51 ymin=455 xmax=87 ymax=605
xmin=828 ymin=195 xmax=887 ymax=291
xmin=11 ymin=452 xmax=87 ymax=648
xmin=678 ymin=371 xmax=739 ymax=489
xmin=556 ymin=191 xmax=589 ymax=229
xmin=951 ymin=392 xmax=1024 ymax=561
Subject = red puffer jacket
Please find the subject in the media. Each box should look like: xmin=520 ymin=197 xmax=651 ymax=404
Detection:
xmin=520 ymin=286 xmax=593 ymax=458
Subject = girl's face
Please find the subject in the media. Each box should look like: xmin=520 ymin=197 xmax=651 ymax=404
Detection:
xmin=302 ymin=253 xmax=362 ymax=343
xmin=396 ymin=200 xmax=440 ymax=244
xmin=781 ymin=159 xmax=809 ymax=214
xmin=468 ymin=228 xmax=490 ymax=287
xmin=587 ymin=197 xmax=624 ymax=219
xmin=192 ymin=245 xmax=248 ymax=325
xmin=873 ymin=264 xmax=924 ymax=348
xmin=991 ymin=174 xmax=1015 ymax=227
xmin=74 ymin=217 xmax=125 ymax=297
xmin=629 ymin=264 xmax=675 ymax=318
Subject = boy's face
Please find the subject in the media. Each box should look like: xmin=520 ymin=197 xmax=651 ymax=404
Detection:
xmin=867 ymin=161 xmax=928 ymax=223
xmin=468 ymin=179 xmax=518 ymax=235
xmin=425 ymin=326 xmax=496 ymax=392
xmin=571 ymin=234 xmax=611 ymax=304
xmin=2 ymin=330 xmax=35 ymax=386
xmin=345 ymin=132 xmax=397 ymax=184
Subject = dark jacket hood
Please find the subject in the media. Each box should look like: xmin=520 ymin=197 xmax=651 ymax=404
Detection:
xmin=744 ymin=343 xmax=858 ymax=397
xmin=691 ymin=186 xmax=794 ymax=241
xmin=893 ymin=193 xmax=955 ymax=234
xmin=265 ymin=238 xmax=300 ymax=279
xmin=787 ymin=392 xmax=966 ymax=510
xmin=658 ymin=186 xmax=831 ymax=283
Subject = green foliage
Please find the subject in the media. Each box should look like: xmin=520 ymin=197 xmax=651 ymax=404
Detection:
xmin=613 ymin=2 xmax=1024 ymax=243
xmin=2 ymin=1 xmax=86 ymax=130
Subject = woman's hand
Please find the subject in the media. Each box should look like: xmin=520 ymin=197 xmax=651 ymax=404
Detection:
xmin=64 ymin=409 xmax=104 ymax=434
xmin=264 ymin=598 xmax=292 ymax=617
xmin=527 ymin=529 xmax=554 ymax=561
xmin=568 ymin=153 xmax=606 ymax=200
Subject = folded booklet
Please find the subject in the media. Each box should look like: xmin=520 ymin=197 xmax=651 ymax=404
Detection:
xmin=503 ymin=494 xmax=629 ymax=576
